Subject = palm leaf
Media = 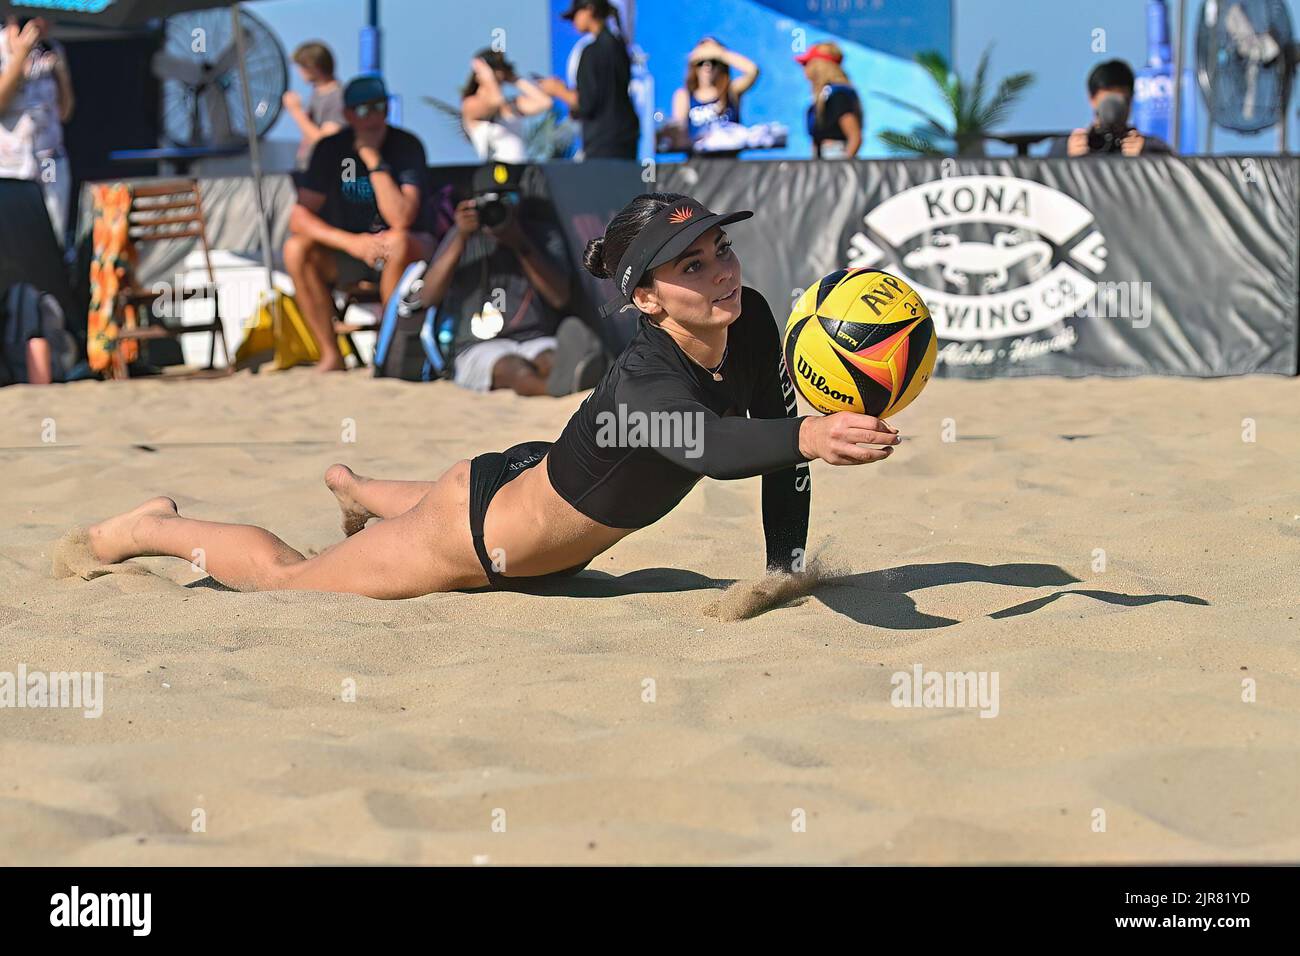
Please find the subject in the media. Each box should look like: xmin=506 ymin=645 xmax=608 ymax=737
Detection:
xmin=976 ymin=72 xmax=1034 ymax=130
xmin=877 ymin=44 xmax=1035 ymax=156
xmin=878 ymin=129 xmax=946 ymax=156
xmin=872 ymin=90 xmax=951 ymax=138
xmin=915 ymin=50 xmax=959 ymax=117
xmin=962 ymin=46 xmax=993 ymax=133
xmin=420 ymin=95 xmax=470 ymax=143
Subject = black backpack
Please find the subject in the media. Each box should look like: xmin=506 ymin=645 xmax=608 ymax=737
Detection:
xmin=0 ymin=283 xmax=79 ymax=386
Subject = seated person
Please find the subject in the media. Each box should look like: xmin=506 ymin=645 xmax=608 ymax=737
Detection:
xmin=284 ymin=74 xmax=436 ymax=372
xmin=1049 ymin=59 xmax=1171 ymax=157
xmin=414 ymin=163 xmax=583 ymax=396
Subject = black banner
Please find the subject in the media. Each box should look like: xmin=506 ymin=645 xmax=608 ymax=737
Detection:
xmin=658 ymin=157 xmax=1299 ymax=378
xmin=1 ymin=865 xmax=1292 ymax=941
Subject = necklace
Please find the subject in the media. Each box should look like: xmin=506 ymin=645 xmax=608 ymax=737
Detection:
xmin=690 ymin=343 xmax=728 ymax=381
xmin=660 ymin=322 xmax=729 ymax=381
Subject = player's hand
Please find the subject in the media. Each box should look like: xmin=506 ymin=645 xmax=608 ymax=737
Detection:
xmin=1121 ymin=129 xmax=1145 ymax=156
xmin=282 ymin=90 xmax=302 ymax=113
xmin=453 ymin=199 xmax=481 ymax=235
xmin=798 ymin=412 xmax=900 ymax=465
xmin=1066 ymin=128 xmax=1089 ymax=157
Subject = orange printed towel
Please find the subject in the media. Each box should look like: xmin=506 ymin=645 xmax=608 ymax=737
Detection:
xmin=86 ymin=183 xmax=139 ymax=373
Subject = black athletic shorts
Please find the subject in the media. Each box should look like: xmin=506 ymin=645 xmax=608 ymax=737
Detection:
xmin=468 ymin=440 xmax=589 ymax=591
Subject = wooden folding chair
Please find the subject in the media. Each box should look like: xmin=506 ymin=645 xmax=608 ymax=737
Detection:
xmin=113 ymin=179 xmax=230 ymax=377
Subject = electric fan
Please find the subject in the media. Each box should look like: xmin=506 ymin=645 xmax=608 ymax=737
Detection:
xmin=153 ymin=6 xmax=288 ymax=148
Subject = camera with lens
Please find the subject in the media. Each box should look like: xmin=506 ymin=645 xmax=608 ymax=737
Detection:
xmin=1086 ymin=93 xmax=1131 ymax=154
xmin=472 ymin=190 xmax=519 ymax=230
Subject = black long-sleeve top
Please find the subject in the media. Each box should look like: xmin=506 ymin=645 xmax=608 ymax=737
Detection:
xmin=546 ymin=286 xmax=812 ymax=573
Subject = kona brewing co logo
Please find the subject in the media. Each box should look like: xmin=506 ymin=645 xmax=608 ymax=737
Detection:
xmin=846 ymin=176 xmax=1108 ymax=354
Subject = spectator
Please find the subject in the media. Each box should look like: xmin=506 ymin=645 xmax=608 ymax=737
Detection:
xmin=460 ymin=49 xmax=553 ymax=163
xmin=414 ymin=163 xmax=577 ymax=396
xmin=539 ymin=0 xmax=639 ymax=160
xmin=670 ymin=37 xmax=759 ymax=151
xmin=285 ymin=75 xmax=436 ymax=372
xmin=1050 ymin=59 xmax=1171 ymax=157
xmin=283 ymin=41 xmax=345 ymax=171
xmin=0 ymin=17 xmax=74 ymax=244
xmin=797 ymin=42 xmax=862 ymax=159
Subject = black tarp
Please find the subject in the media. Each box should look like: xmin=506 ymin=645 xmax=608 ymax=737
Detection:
xmin=60 ymin=155 xmax=1299 ymax=377
xmin=657 ymin=156 xmax=1299 ymax=377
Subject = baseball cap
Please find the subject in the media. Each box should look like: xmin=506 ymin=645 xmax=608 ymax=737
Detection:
xmin=602 ymin=197 xmax=753 ymax=316
xmin=560 ymin=0 xmax=599 ymax=21
xmin=472 ymin=162 xmax=525 ymax=195
xmin=794 ymin=44 xmax=843 ymax=66
xmin=344 ymin=74 xmax=388 ymax=108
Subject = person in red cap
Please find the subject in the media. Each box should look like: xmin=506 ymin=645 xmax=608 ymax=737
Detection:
xmin=796 ymin=42 xmax=862 ymax=159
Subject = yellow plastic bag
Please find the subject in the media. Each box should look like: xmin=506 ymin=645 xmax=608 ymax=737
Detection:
xmin=235 ymin=290 xmax=355 ymax=371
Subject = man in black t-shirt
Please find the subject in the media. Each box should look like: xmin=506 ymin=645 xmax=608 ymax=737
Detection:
xmin=284 ymin=75 xmax=436 ymax=371
xmin=539 ymin=0 xmax=639 ymax=160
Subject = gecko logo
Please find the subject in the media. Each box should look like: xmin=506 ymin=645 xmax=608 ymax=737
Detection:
xmin=845 ymin=175 xmax=1108 ymax=343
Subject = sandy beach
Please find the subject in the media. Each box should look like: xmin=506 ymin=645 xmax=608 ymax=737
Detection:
xmin=1 ymin=368 xmax=1297 ymax=865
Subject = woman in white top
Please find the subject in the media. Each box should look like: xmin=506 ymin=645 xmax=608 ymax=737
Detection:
xmin=0 ymin=17 xmax=74 ymax=244
xmin=459 ymin=49 xmax=552 ymax=163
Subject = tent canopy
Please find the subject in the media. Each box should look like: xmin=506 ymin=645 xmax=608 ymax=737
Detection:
xmin=0 ymin=1 xmax=244 ymax=29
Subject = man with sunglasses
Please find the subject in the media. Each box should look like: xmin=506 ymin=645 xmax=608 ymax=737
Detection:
xmin=286 ymin=75 xmax=436 ymax=371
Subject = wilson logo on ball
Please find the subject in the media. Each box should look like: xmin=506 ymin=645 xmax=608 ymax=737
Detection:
xmin=795 ymin=356 xmax=856 ymax=406
xmin=783 ymin=268 xmax=937 ymax=418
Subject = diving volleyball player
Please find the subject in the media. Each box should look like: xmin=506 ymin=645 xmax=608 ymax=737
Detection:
xmin=84 ymin=193 xmax=901 ymax=597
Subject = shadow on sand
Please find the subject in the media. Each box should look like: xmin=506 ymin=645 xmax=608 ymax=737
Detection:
xmin=500 ymin=560 xmax=1209 ymax=629
xmin=185 ymin=560 xmax=1208 ymax=629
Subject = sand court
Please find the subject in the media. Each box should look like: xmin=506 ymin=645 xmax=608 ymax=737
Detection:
xmin=1 ymin=369 xmax=1297 ymax=864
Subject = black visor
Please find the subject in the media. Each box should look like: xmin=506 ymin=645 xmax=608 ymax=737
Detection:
xmin=601 ymin=198 xmax=753 ymax=317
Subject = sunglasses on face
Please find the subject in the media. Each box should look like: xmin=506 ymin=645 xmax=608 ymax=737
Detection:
xmin=693 ymin=59 xmax=724 ymax=70
xmin=352 ymin=100 xmax=388 ymax=118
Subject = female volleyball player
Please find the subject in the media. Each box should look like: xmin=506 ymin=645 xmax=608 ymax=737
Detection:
xmin=84 ymin=193 xmax=900 ymax=597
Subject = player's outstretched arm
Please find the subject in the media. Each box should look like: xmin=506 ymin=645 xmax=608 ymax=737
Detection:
xmin=799 ymin=413 xmax=900 ymax=465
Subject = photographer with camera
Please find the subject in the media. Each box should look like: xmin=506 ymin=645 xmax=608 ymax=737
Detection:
xmin=1050 ymin=60 xmax=1170 ymax=158
xmin=414 ymin=163 xmax=602 ymax=397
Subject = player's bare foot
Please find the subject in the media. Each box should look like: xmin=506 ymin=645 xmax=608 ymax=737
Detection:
xmin=87 ymin=496 xmax=178 ymax=565
xmin=324 ymin=463 xmax=375 ymax=536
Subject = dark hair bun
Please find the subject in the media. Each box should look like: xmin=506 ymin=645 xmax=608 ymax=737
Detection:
xmin=583 ymin=237 xmax=611 ymax=279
